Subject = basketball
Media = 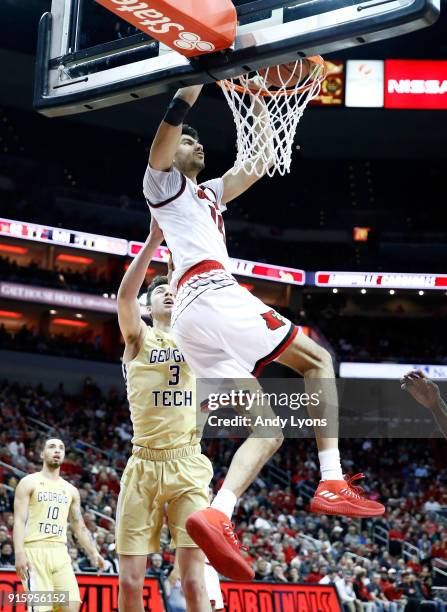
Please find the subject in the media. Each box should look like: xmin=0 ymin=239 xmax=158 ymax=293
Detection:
xmin=259 ymin=57 xmax=322 ymax=89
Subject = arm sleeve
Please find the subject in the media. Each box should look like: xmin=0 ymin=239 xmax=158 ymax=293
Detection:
xmin=201 ymin=177 xmax=226 ymax=213
xmin=143 ymin=165 xmax=183 ymax=205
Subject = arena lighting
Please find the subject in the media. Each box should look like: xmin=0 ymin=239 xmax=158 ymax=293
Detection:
xmin=56 ymin=253 xmax=94 ymax=265
xmin=0 ymin=310 xmax=22 ymax=318
xmin=389 ymin=289 xmax=395 ymax=295
xmin=0 ymin=244 xmax=28 ymax=254
xmin=353 ymin=227 xmax=371 ymax=242
xmin=418 ymin=290 xmax=424 ymax=296
xmin=75 ymin=313 xmax=83 ymax=318
xmin=49 ymin=310 xmax=57 ymax=315
xmin=361 ymin=289 xmax=367 ymax=294
xmin=52 ymin=318 xmax=88 ymax=328
xmin=332 ymin=288 xmax=339 ymax=293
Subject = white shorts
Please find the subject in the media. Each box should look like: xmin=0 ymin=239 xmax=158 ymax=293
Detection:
xmin=204 ymin=563 xmax=224 ymax=610
xmin=172 ymin=264 xmax=298 ymax=378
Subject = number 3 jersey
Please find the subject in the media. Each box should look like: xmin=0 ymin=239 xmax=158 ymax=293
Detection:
xmin=24 ymin=473 xmax=73 ymax=544
xmin=143 ymin=165 xmax=230 ymax=291
xmin=122 ymin=324 xmax=198 ymax=449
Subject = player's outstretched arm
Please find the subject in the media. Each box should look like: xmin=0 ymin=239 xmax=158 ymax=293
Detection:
xmin=149 ymin=85 xmax=203 ymax=171
xmin=117 ymin=217 xmax=163 ymax=347
xmin=401 ymin=369 xmax=447 ymax=439
xmin=68 ymin=488 xmax=106 ymax=571
xmin=13 ymin=477 xmax=33 ymax=582
xmin=221 ymin=95 xmax=274 ymax=204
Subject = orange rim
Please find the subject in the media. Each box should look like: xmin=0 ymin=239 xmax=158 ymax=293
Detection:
xmin=218 ymin=55 xmax=327 ymax=97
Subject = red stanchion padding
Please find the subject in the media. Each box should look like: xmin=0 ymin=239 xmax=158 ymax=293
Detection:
xmin=95 ymin=0 xmax=237 ymax=57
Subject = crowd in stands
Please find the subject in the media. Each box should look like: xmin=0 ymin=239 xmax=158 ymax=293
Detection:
xmin=0 ymin=256 xmax=120 ymax=296
xmin=1 ymin=295 xmax=444 ymax=367
xmin=0 ymin=379 xmax=446 ymax=610
xmin=318 ymin=315 xmax=447 ymax=365
xmin=0 ymin=324 xmax=112 ymax=362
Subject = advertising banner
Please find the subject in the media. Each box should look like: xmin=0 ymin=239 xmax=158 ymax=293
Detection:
xmin=309 ymin=60 xmax=344 ymax=106
xmin=345 ymin=60 xmax=384 ymax=107
xmin=0 ymin=571 xmax=340 ymax=612
xmin=315 ymin=271 xmax=447 ymax=290
xmin=0 ymin=572 xmax=165 ymax=612
xmin=385 ymin=59 xmax=447 ymax=109
xmin=340 ymin=362 xmax=447 ymax=380
xmin=220 ymin=581 xmax=341 ymax=612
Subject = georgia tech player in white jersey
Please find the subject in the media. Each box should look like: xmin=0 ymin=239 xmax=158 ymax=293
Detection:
xmin=116 ymin=224 xmax=213 ymax=612
xmin=13 ymin=438 xmax=105 ymax=611
xmin=143 ymin=84 xmax=385 ymax=580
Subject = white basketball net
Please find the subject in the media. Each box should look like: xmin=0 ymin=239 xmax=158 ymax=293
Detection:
xmin=219 ymin=58 xmax=326 ymax=177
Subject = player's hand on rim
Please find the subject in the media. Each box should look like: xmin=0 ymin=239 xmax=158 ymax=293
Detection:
xmin=401 ymin=369 xmax=441 ymax=410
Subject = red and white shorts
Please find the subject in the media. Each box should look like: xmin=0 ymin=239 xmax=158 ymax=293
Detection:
xmin=172 ymin=261 xmax=298 ymax=378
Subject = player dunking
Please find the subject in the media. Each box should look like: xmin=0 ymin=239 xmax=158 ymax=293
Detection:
xmin=143 ymin=84 xmax=385 ymax=580
xmin=116 ymin=228 xmax=213 ymax=612
xmin=13 ymin=438 xmax=105 ymax=611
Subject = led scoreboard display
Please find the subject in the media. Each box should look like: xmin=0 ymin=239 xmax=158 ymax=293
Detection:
xmin=0 ymin=218 xmax=128 ymax=256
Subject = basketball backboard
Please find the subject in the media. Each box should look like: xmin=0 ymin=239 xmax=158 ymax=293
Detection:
xmin=34 ymin=0 xmax=440 ymax=117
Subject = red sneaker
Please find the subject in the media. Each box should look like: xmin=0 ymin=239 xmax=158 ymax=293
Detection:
xmin=185 ymin=508 xmax=254 ymax=581
xmin=310 ymin=473 xmax=385 ymax=518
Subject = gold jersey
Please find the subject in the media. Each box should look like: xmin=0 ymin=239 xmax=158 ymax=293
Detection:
xmin=122 ymin=324 xmax=198 ymax=449
xmin=24 ymin=473 xmax=73 ymax=545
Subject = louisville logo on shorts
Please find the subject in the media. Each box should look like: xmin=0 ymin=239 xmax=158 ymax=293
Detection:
xmin=261 ymin=309 xmax=286 ymax=330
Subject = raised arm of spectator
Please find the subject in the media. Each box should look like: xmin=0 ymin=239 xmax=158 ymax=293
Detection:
xmin=68 ymin=488 xmax=106 ymax=571
xmin=117 ymin=217 xmax=164 ymax=348
xmin=13 ymin=477 xmax=33 ymax=582
xmin=149 ymin=85 xmax=203 ymax=171
xmin=401 ymin=369 xmax=447 ymax=439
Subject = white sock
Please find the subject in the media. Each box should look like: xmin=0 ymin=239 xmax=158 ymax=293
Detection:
xmin=211 ymin=488 xmax=237 ymax=519
xmin=318 ymin=448 xmax=343 ymax=481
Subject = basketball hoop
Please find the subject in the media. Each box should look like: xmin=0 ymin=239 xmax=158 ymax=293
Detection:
xmin=218 ymin=56 xmax=327 ymax=177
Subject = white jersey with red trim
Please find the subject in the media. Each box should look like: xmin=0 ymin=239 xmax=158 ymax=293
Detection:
xmin=143 ymin=165 xmax=231 ymax=290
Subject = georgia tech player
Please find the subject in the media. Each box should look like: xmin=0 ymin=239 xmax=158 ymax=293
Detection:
xmin=116 ymin=220 xmax=213 ymax=612
xmin=13 ymin=438 xmax=106 ymax=611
